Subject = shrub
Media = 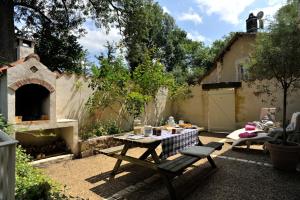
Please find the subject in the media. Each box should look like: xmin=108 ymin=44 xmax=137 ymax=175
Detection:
xmin=0 ymin=114 xmax=13 ymax=135
xmin=80 ymin=120 xmax=121 ymax=140
xmin=104 ymin=120 xmax=121 ymax=135
xmin=15 ymin=146 xmax=81 ymax=200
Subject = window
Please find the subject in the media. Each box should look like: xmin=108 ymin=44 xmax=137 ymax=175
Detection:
xmin=237 ymin=64 xmax=248 ymax=81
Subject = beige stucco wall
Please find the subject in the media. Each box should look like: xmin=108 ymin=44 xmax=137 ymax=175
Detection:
xmin=202 ymin=67 xmax=218 ymax=84
xmin=202 ymin=35 xmax=255 ymax=84
xmin=219 ymin=36 xmax=254 ymax=82
xmin=55 ymin=74 xmax=173 ymax=133
xmin=172 ymin=33 xmax=300 ymax=131
xmin=173 ymin=80 xmax=300 ymax=131
xmin=56 ymin=74 xmax=92 ymax=126
xmin=172 ymin=86 xmax=208 ymax=128
xmin=142 ymin=88 xmax=172 ymax=126
xmin=236 ymin=80 xmax=300 ymax=128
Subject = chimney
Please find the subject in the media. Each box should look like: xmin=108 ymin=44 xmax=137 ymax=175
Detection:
xmin=246 ymin=13 xmax=258 ymax=33
xmin=16 ymin=37 xmax=35 ymax=60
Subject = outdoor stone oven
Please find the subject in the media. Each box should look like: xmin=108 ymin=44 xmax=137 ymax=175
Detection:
xmin=6 ymin=55 xmax=56 ymax=124
xmin=0 ymin=38 xmax=79 ymax=156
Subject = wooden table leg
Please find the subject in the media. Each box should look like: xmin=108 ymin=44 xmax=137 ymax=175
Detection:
xmin=161 ymin=173 xmax=177 ymax=200
xmin=111 ymin=144 xmax=130 ymax=177
xmin=207 ymin=155 xmax=217 ymax=168
xmin=139 ymin=143 xmax=160 ymax=160
xmin=246 ymin=141 xmax=251 ymax=149
xmin=150 ymin=151 xmax=161 ymax=164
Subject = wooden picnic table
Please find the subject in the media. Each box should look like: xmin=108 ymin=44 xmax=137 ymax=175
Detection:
xmin=108 ymin=128 xmax=202 ymax=175
xmin=99 ymin=128 xmax=223 ymax=199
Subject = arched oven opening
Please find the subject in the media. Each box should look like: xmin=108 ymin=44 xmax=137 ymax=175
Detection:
xmin=15 ymin=84 xmax=50 ymax=121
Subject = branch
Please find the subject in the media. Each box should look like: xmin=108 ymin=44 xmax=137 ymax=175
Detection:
xmin=14 ymin=2 xmax=52 ymax=23
xmin=61 ymin=0 xmax=70 ymax=27
xmin=107 ymin=0 xmax=123 ymax=13
xmin=88 ymin=0 xmax=123 ymax=34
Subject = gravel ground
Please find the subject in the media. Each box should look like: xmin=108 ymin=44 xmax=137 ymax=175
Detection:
xmin=41 ymin=133 xmax=300 ymax=200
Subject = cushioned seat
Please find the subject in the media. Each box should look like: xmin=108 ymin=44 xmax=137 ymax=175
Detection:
xmin=179 ymin=146 xmax=214 ymax=157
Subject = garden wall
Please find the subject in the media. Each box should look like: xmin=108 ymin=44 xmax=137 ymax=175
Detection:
xmin=172 ymin=86 xmax=209 ymax=128
xmin=236 ymin=80 xmax=300 ymax=127
xmin=55 ymin=74 xmax=173 ymax=134
xmin=55 ymin=73 xmax=300 ymax=133
xmin=173 ymin=81 xmax=300 ymax=131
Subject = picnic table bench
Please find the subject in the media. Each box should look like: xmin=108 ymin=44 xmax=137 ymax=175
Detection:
xmin=98 ymin=129 xmax=224 ymax=199
xmin=158 ymin=142 xmax=223 ymax=199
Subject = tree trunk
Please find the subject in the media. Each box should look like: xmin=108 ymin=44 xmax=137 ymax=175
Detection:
xmin=0 ymin=0 xmax=15 ymax=63
xmin=282 ymin=85 xmax=288 ymax=142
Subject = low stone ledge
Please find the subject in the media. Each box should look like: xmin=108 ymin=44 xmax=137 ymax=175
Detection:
xmin=31 ymin=154 xmax=74 ymax=167
xmin=78 ymin=135 xmax=122 ymax=158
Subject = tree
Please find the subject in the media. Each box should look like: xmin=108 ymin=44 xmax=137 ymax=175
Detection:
xmin=32 ymin=26 xmax=87 ymax=73
xmin=0 ymin=0 xmax=15 ymax=63
xmin=0 ymin=0 xmax=129 ymax=66
xmin=248 ymin=0 xmax=300 ymax=142
xmin=121 ymin=0 xmax=195 ymax=73
xmin=122 ymin=0 xmax=173 ymax=71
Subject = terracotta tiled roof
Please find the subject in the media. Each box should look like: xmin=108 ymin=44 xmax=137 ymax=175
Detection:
xmin=0 ymin=54 xmax=40 ymax=73
xmin=0 ymin=58 xmax=25 ymax=73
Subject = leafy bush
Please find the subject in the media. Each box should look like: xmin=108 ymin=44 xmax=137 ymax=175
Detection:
xmin=16 ymin=147 xmax=62 ymax=199
xmin=125 ymin=92 xmax=150 ymax=118
xmin=87 ymin=53 xmax=190 ymax=122
xmin=16 ymin=147 xmax=52 ymax=199
xmin=80 ymin=120 xmax=121 ymax=140
xmin=0 ymin=114 xmax=13 ymax=134
xmin=105 ymin=120 xmax=121 ymax=135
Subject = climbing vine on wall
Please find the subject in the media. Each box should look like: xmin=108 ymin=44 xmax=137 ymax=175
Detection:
xmin=86 ymin=53 xmax=189 ymax=122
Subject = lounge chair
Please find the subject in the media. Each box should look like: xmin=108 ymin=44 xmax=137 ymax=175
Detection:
xmin=227 ymin=128 xmax=273 ymax=149
xmin=227 ymin=108 xmax=276 ymax=149
xmin=268 ymin=112 xmax=300 ymax=143
xmin=228 ymin=111 xmax=300 ymax=149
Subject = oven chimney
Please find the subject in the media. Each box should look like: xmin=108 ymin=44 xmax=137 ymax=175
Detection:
xmin=246 ymin=13 xmax=258 ymax=33
xmin=16 ymin=37 xmax=35 ymax=60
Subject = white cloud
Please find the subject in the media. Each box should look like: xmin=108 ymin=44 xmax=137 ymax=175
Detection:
xmin=178 ymin=8 xmax=203 ymax=24
xmin=251 ymin=0 xmax=286 ymax=28
xmin=195 ymin=0 xmax=256 ymax=25
xmin=162 ymin=6 xmax=171 ymax=14
xmin=78 ymin=23 xmax=122 ymax=56
xmin=267 ymin=0 xmax=284 ymax=6
xmin=187 ymin=32 xmax=207 ymax=42
xmin=253 ymin=0 xmax=286 ymax=18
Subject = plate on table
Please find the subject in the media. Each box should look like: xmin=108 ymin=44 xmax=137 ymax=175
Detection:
xmin=127 ymin=135 xmax=144 ymax=140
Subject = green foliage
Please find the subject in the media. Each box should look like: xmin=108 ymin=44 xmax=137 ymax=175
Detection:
xmin=120 ymin=0 xmax=211 ymax=82
xmin=16 ymin=147 xmax=52 ymax=200
xmin=14 ymin=0 xmax=88 ymax=74
xmin=133 ymin=55 xmax=173 ymax=97
xmin=33 ymin=30 xmax=88 ymax=74
xmin=87 ymin=57 xmax=131 ymax=111
xmin=125 ymin=92 xmax=150 ymax=118
xmin=105 ymin=120 xmax=122 ymax=135
xmin=80 ymin=120 xmax=121 ymax=140
xmin=15 ymin=147 xmax=81 ymax=200
xmin=87 ymin=49 xmax=188 ymax=123
xmin=0 ymin=114 xmax=13 ymax=135
xmin=247 ymin=0 xmax=300 ymax=140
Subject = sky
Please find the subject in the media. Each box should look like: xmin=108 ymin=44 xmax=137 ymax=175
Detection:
xmin=78 ymin=0 xmax=287 ymax=63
